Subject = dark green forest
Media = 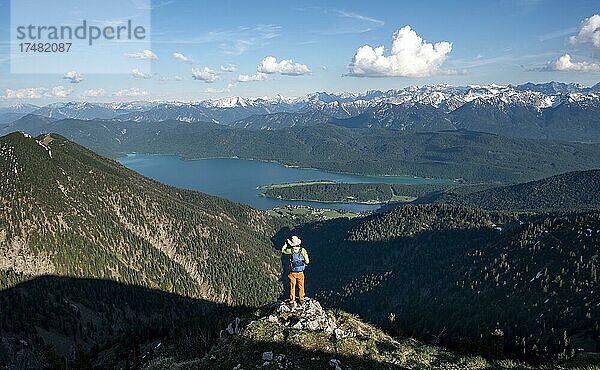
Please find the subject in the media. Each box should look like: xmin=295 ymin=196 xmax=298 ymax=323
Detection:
xmin=430 ymin=169 xmax=600 ymax=212
xmin=0 ymin=276 xmax=238 ymax=369
xmin=277 ymin=204 xmax=600 ymax=360
xmin=263 ymin=169 xmax=600 ymax=211
xmin=263 ymin=182 xmax=458 ymax=203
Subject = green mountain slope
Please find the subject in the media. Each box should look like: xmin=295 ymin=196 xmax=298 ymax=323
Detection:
xmin=0 ymin=132 xmax=281 ymax=306
xmin=431 ymin=169 xmax=600 ymax=211
xmin=280 ymin=204 xmax=600 ymax=359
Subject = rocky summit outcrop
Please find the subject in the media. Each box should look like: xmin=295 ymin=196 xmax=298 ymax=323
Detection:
xmin=269 ymin=299 xmax=340 ymax=336
xmin=145 ymin=298 xmax=500 ymax=369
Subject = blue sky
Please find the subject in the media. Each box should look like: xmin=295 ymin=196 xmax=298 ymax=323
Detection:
xmin=0 ymin=0 xmax=599 ymax=104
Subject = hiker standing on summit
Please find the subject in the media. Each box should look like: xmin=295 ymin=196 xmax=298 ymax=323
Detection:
xmin=281 ymin=235 xmax=309 ymax=304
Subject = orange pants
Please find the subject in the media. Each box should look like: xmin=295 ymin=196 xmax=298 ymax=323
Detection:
xmin=288 ymin=272 xmax=305 ymax=302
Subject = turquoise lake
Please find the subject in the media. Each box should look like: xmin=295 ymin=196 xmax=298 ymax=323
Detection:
xmin=118 ymin=154 xmax=454 ymax=212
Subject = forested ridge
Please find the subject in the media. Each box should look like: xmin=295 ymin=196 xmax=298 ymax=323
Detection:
xmin=280 ymin=204 xmax=600 ymax=360
xmin=263 ymin=169 xmax=600 ymax=211
xmin=0 ymin=131 xmax=288 ymax=367
xmin=263 ymin=182 xmax=458 ymax=203
xmin=0 ymin=132 xmax=282 ymax=306
xmin=8 ymin=116 xmax=600 ymax=183
xmin=431 ymin=169 xmax=600 ymax=211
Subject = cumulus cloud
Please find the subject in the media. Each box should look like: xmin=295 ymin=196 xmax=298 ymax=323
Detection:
xmin=82 ymin=88 xmax=106 ymax=97
xmin=220 ymin=63 xmax=237 ymax=72
xmin=173 ymin=52 xmax=194 ymax=63
xmin=237 ymin=72 xmax=268 ymax=82
xmin=542 ymin=54 xmax=600 ymax=72
xmin=257 ymin=56 xmax=311 ymax=75
xmin=62 ymin=71 xmax=83 ymax=83
xmin=51 ymin=86 xmax=72 ymax=98
xmin=191 ymin=67 xmax=218 ymax=82
xmin=174 ymin=75 xmax=183 ymax=81
xmin=569 ymin=14 xmax=600 ymax=48
xmin=2 ymin=86 xmax=72 ymax=99
xmin=2 ymin=88 xmax=46 ymax=99
xmin=347 ymin=26 xmax=452 ymax=77
xmin=113 ymin=88 xmax=148 ymax=97
xmin=125 ymin=49 xmax=158 ymax=59
xmin=131 ymin=68 xmax=152 ymax=79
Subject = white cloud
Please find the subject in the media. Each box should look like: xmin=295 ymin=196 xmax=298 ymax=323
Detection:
xmin=62 ymin=71 xmax=83 ymax=83
xmin=131 ymin=68 xmax=152 ymax=79
xmin=347 ymin=26 xmax=452 ymax=77
xmin=125 ymin=49 xmax=158 ymax=59
xmin=173 ymin=52 xmax=194 ymax=63
xmin=51 ymin=86 xmax=72 ymax=98
xmin=569 ymin=14 xmax=600 ymax=48
xmin=220 ymin=63 xmax=237 ymax=72
xmin=2 ymin=88 xmax=46 ymax=99
xmin=113 ymin=88 xmax=149 ymax=97
xmin=174 ymin=75 xmax=183 ymax=81
xmin=544 ymin=54 xmax=600 ymax=72
xmin=191 ymin=67 xmax=218 ymax=82
xmin=257 ymin=56 xmax=311 ymax=75
xmin=1 ymin=85 xmax=73 ymax=99
xmin=237 ymin=72 xmax=268 ymax=82
xmin=334 ymin=10 xmax=384 ymax=28
xmin=82 ymin=88 xmax=106 ymax=97
xmin=302 ymin=8 xmax=384 ymax=35
xmin=2 ymin=86 xmax=72 ymax=99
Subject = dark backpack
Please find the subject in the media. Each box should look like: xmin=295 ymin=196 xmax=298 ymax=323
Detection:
xmin=290 ymin=248 xmax=306 ymax=272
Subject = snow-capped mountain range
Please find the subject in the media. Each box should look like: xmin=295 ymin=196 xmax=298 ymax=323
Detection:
xmin=1 ymin=81 xmax=600 ymax=142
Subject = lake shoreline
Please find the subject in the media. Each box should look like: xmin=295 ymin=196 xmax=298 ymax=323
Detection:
xmin=118 ymin=152 xmax=457 ymax=184
xmin=117 ymin=154 xmax=452 ymax=212
xmin=259 ymin=193 xmax=393 ymax=205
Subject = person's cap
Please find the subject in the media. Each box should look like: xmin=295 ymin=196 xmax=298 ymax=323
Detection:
xmin=287 ymin=235 xmax=301 ymax=246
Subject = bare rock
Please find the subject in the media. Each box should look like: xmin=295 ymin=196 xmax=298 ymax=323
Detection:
xmin=262 ymin=351 xmax=273 ymax=361
xmin=329 ymin=358 xmax=342 ymax=369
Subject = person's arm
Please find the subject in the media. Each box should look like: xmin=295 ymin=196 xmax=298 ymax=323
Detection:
xmin=302 ymin=248 xmax=309 ymax=264
xmin=281 ymin=242 xmax=292 ymax=254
